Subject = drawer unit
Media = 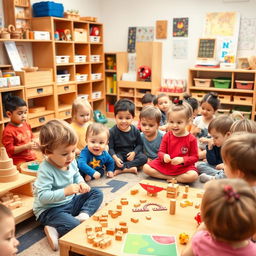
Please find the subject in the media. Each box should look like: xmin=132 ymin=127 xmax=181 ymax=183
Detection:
xmin=25 ymin=85 xmax=53 ymax=98
xmin=233 ymin=95 xmax=253 ymax=104
xmin=58 ymin=109 xmax=72 ymax=119
xmin=57 ymin=84 xmax=76 ymax=94
xmin=218 ymin=94 xmax=231 ymax=104
xmin=29 ymin=114 xmax=55 ymax=128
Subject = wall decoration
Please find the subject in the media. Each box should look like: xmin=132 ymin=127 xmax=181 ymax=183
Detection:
xmin=156 ymin=20 xmax=168 ymax=39
xmin=173 ymin=39 xmax=188 ymax=59
xmin=136 ymin=26 xmax=154 ymax=42
xmin=238 ymin=17 xmax=256 ymax=50
xmin=127 ymin=27 xmax=137 ymax=53
xmin=128 ymin=53 xmax=136 ymax=72
xmin=197 ymin=38 xmax=216 ymax=59
xmin=173 ymin=17 xmax=189 ymax=37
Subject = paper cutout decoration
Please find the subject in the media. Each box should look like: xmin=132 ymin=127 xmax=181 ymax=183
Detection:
xmin=156 ymin=20 xmax=168 ymax=39
xmin=173 ymin=17 xmax=189 ymax=37
xmin=136 ymin=27 xmax=154 ymax=42
xmin=127 ymin=27 xmax=137 ymax=53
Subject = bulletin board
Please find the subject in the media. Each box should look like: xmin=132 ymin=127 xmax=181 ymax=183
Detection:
xmin=197 ymin=38 xmax=216 ymax=60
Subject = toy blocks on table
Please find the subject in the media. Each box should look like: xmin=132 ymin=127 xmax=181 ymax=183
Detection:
xmin=116 ymin=204 xmax=122 ymax=209
xmin=180 ymin=200 xmax=193 ymax=208
xmin=99 ymin=238 xmax=112 ymax=249
xmin=197 ymin=192 xmax=204 ymax=198
xmin=130 ymin=189 xmax=139 ymax=195
xmin=115 ymin=231 xmax=123 ymax=241
xmin=169 ymin=199 xmax=176 ymax=215
xmin=87 ymin=234 xmax=96 ymax=244
xmin=0 ymin=193 xmax=22 ymax=210
xmin=131 ymin=217 xmax=139 ymax=223
xmin=93 ymin=237 xmax=104 ymax=247
xmin=106 ymin=228 xmax=115 ymax=235
xmin=100 ymin=221 xmax=108 ymax=227
xmin=92 ymin=214 xmax=100 ymax=221
xmin=166 ymin=182 xmax=179 ymax=198
xmin=146 ymin=215 xmax=151 ymax=220
xmin=147 ymin=192 xmax=157 ymax=197
xmin=120 ymin=199 xmax=128 ymax=205
xmin=134 ymin=202 xmax=141 ymax=208
xmin=96 ymin=231 xmax=105 ymax=237
xmin=179 ymin=233 xmax=189 ymax=245
xmin=109 ymin=210 xmax=121 ymax=218
xmin=85 ymin=225 xmax=93 ymax=233
xmin=185 ymin=185 xmax=189 ymax=193
xmin=94 ymin=225 xmax=102 ymax=232
xmin=182 ymin=193 xmax=188 ymax=199
xmin=140 ymin=199 xmax=147 ymax=203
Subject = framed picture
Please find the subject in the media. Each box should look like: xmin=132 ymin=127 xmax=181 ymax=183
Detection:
xmin=4 ymin=42 xmax=24 ymax=71
xmin=156 ymin=20 xmax=168 ymax=39
xmin=197 ymin=38 xmax=216 ymax=60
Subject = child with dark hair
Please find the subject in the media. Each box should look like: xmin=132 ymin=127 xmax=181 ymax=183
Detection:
xmin=2 ymin=94 xmax=37 ymax=166
xmin=183 ymin=93 xmax=199 ymax=118
xmin=109 ymin=99 xmax=147 ymax=175
xmin=198 ymin=115 xmax=234 ymax=183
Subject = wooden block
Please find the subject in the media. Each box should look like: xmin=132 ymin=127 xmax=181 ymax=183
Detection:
xmin=146 ymin=216 xmax=151 ymax=220
xmin=87 ymin=234 xmax=95 ymax=244
xmin=94 ymin=225 xmax=102 ymax=232
xmin=96 ymin=231 xmax=105 ymax=237
xmin=99 ymin=217 xmax=108 ymax=222
xmin=93 ymin=237 xmax=104 ymax=247
xmin=197 ymin=192 xmax=204 ymax=198
xmin=185 ymin=185 xmax=189 ymax=193
xmin=180 ymin=200 xmax=187 ymax=208
xmin=195 ymin=202 xmax=200 ymax=209
xmin=120 ymin=200 xmax=128 ymax=205
xmin=131 ymin=217 xmax=139 ymax=223
xmin=110 ymin=211 xmax=120 ymax=218
xmin=85 ymin=225 xmax=92 ymax=233
xmin=101 ymin=212 xmax=108 ymax=218
xmin=169 ymin=199 xmax=176 ymax=215
xmin=115 ymin=231 xmax=123 ymax=241
xmin=120 ymin=226 xmax=128 ymax=233
xmin=100 ymin=221 xmax=108 ymax=227
xmin=106 ymin=228 xmax=115 ymax=235
xmin=185 ymin=200 xmax=193 ymax=206
xmin=119 ymin=221 xmax=127 ymax=226
xmin=134 ymin=202 xmax=141 ymax=208
xmin=116 ymin=204 xmax=122 ymax=209
xmin=93 ymin=214 xmax=100 ymax=221
xmin=147 ymin=192 xmax=157 ymax=197
xmin=130 ymin=189 xmax=139 ymax=195
xmin=140 ymin=199 xmax=147 ymax=203
xmin=182 ymin=193 xmax=188 ymax=199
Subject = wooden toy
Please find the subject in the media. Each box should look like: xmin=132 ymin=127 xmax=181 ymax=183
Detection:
xmin=195 ymin=202 xmax=200 ymax=209
xmin=85 ymin=225 xmax=92 ymax=233
xmin=115 ymin=231 xmax=123 ymax=241
xmin=106 ymin=228 xmax=115 ymax=235
xmin=194 ymin=212 xmax=202 ymax=225
xmin=197 ymin=192 xmax=204 ymax=198
xmin=96 ymin=231 xmax=105 ymax=237
xmin=87 ymin=234 xmax=95 ymax=244
xmin=182 ymin=193 xmax=188 ymax=199
xmin=130 ymin=189 xmax=139 ymax=195
xmin=133 ymin=202 xmax=141 ymax=208
xmin=140 ymin=182 xmax=165 ymax=196
xmin=179 ymin=233 xmax=189 ymax=245
xmin=146 ymin=216 xmax=151 ymax=220
xmin=131 ymin=217 xmax=139 ymax=223
xmin=132 ymin=203 xmax=167 ymax=212
xmin=185 ymin=185 xmax=189 ymax=193
xmin=169 ymin=199 xmax=176 ymax=215
xmin=94 ymin=225 xmax=102 ymax=232
xmin=140 ymin=199 xmax=147 ymax=203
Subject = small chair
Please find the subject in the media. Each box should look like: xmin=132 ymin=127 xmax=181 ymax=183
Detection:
xmin=94 ymin=110 xmax=108 ymax=124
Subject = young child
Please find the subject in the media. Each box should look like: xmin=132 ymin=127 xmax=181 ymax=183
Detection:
xmin=140 ymin=106 xmax=164 ymax=161
xmin=191 ymin=92 xmax=220 ymax=159
xmin=230 ymin=118 xmax=256 ymax=133
xmin=2 ymin=95 xmax=37 ymax=166
xmin=0 ymin=204 xmax=19 ymax=256
xmin=198 ymin=115 xmax=234 ymax=183
xmin=153 ymin=93 xmax=171 ymax=131
xmin=109 ymin=99 xmax=147 ymax=176
xmin=183 ymin=93 xmax=199 ymax=119
xmin=182 ymin=178 xmax=256 ymax=256
xmin=33 ymin=119 xmax=103 ymax=251
xmin=78 ymin=123 xmax=114 ymax=181
xmin=71 ymin=98 xmax=93 ymax=155
xmin=143 ymin=101 xmax=198 ymax=183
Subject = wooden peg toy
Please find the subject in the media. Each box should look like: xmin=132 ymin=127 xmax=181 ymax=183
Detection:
xmin=169 ymin=199 xmax=176 ymax=215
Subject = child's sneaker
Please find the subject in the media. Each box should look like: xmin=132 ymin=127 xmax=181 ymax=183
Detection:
xmin=75 ymin=212 xmax=89 ymax=223
xmin=44 ymin=225 xmax=59 ymax=251
xmin=199 ymin=173 xmax=215 ymax=183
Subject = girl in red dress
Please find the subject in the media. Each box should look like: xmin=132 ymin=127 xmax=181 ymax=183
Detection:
xmin=143 ymin=100 xmax=199 ymax=183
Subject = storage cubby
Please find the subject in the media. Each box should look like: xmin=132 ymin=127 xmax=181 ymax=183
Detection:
xmin=89 ymin=24 xmax=103 ymax=43
xmin=77 ymin=83 xmax=91 ymax=101
xmin=75 ymin=44 xmax=89 ymax=62
xmin=55 ymin=43 xmax=74 ymax=63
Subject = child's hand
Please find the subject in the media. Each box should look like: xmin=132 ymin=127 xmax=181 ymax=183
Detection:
xmin=75 ymin=148 xmax=81 ymax=156
xmin=171 ymin=157 xmax=184 ymax=165
xmin=64 ymin=184 xmax=80 ymax=196
xmin=199 ymin=137 xmax=209 ymax=144
xmin=163 ymin=154 xmax=171 ymax=163
xmin=127 ymin=151 xmax=135 ymax=161
xmin=216 ymin=163 xmax=224 ymax=170
xmin=26 ymin=141 xmax=36 ymax=150
xmin=79 ymin=182 xmax=91 ymax=193
xmin=113 ymin=155 xmax=123 ymax=168
xmin=207 ymin=138 xmax=214 ymax=150
xmin=107 ymin=171 xmax=114 ymax=178
xmin=93 ymin=171 xmax=101 ymax=179
xmin=192 ymin=126 xmax=201 ymax=135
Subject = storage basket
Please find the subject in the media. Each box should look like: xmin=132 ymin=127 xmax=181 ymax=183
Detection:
xmin=193 ymin=78 xmax=211 ymax=87
xmin=91 ymin=73 xmax=102 ymax=80
xmin=191 ymin=92 xmax=205 ymax=101
xmin=33 ymin=1 xmax=64 ymax=17
xmin=76 ymin=74 xmax=88 ymax=82
xmin=74 ymin=29 xmax=87 ymax=42
xmin=90 ymin=55 xmax=100 ymax=62
xmin=218 ymin=94 xmax=231 ymax=104
xmin=235 ymin=80 xmax=254 ymax=90
xmin=92 ymin=91 xmax=102 ymax=99
xmin=56 ymin=56 xmax=70 ymax=64
xmin=213 ymin=77 xmax=231 ymax=88
xmin=90 ymin=36 xmax=100 ymax=42
xmin=74 ymin=55 xmax=86 ymax=63
xmin=78 ymin=94 xmax=89 ymax=101
xmin=56 ymin=74 xmax=70 ymax=83
xmin=233 ymin=95 xmax=253 ymax=104
xmin=217 ymin=109 xmax=231 ymax=115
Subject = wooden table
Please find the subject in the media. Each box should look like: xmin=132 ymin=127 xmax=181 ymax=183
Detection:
xmin=59 ymin=180 xmax=203 ymax=256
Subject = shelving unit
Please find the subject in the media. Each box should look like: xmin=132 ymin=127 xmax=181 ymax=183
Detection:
xmin=104 ymin=52 xmax=127 ymax=118
xmin=188 ymin=67 xmax=256 ymax=120
xmin=118 ymin=42 xmax=162 ymax=117
xmin=0 ymin=173 xmax=36 ymax=224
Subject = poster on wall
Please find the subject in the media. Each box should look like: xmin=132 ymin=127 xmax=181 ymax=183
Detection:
xmin=136 ymin=26 xmax=154 ymax=42
xmin=173 ymin=17 xmax=189 ymax=37
xmin=127 ymin=27 xmax=137 ymax=53
xmin=173 ymin=40 xmax=188 ymax=59
xmin=238 ymin=17 xmax=256 ymax=50
xmin=156 ymin=20 xmax=168 ymax=39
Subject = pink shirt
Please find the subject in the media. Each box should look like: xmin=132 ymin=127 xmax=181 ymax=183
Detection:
xmin=192 ymin=231 xmax=256 ymax=256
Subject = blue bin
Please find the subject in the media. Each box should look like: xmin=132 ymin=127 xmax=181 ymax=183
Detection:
xmin=33 ymin=1 xmax=64 ymax=18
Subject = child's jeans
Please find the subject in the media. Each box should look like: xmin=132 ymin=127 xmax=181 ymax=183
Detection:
xmin=38 ymin=188 xmax=103 ymax=236
xmin=197 ymin=162 xmax=226 ymax=179
xmin=115 ymin=152 xmax=147 ymax=170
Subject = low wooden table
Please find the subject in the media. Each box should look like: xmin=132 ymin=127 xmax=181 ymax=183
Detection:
xmin=59 ymin=180 xmax=203 ymax=256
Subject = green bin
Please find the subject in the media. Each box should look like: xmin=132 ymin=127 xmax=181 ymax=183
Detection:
xmin=213 ymin=77 xmax=231 ymax=88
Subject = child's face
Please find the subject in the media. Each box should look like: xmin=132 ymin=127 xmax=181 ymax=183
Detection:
xmin=47 ymin=144 xmax=77 ymax=170
xmin=168 ymin=111 xmax=189 ymax=137
xmin=87 ymin=132 xmax=108 ymax=156
xmin=75 ymin=105 xmax=91 ymax=126
xmin=210 ymin=128 xmax=229 ymax=147
xmin=0 ymin=216 xmax=19 ymax=256
xmin=200 ymin=102 xmax=215 ymax=121
xmin=140 ymin=118 xmax=159 ymax=139
xmin=7 ymin=106 xmax=27 ymax=126
xmin=223 ymin=160 xmax=240 ymax=179
xmin=115 ymin=111 xmax=133 ymax=132
xmin=157 ymin=96 xmax=170 ymax=113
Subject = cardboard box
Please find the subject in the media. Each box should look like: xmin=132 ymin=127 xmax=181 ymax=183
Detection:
xmin=34 ymin=31 xmax=50 ymax=40
xmin=74 ymin=29 xmax=87 ymax=42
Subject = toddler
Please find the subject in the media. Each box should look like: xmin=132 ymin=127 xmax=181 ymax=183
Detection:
xmin=2 ymin=95 xmax=37 ymax=166
xmin=198 ymin=115 xmax=234 ymax=183
xmin=230 ymin=118 xmax=256 ymax=133
xmin=153 ymin=93 xmax=171 ymax=131
xmin=143 ymin=101 xmax=198 ymax=183
xmin=183 ymin=93 xmax=199 ymax=119
xmin=140 ymin=105 xmax=164 ymax=161
xmin=33 ymin=119 xmax=103 ymax=251
xmin=0 ymin=204 xmax=19 ymax=256
xmin=182 ymin=178 xmax=256 ymax=256
xmin=78 ymin=123 xmax=114 ymax=181
xmin=71 ymin=98 xmax=93 ymax=155
xmin=109 ymin=99 xmax=147 ymax=176
xmin=191 ymin=92 xmax=220 ymax=159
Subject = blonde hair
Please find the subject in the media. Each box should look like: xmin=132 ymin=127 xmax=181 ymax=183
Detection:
xmin=86 ymin=123 xmax=109 ymax=141
xmin=230 ymin=119 xmax=256 ymax=133
xmin=71 ymin=98 xmax=93 ymax=121
xmin=139 ymin=106 xmax=162 ymax=125
xmin=221 ymin=133 xmax=256 ymax=181
xmin=167 ymin=101 xmax=193 ymax=121
xmin=40 ymin=119 xmax=78 ymax=154
xmin=201 ymin=178 xmax=256 ymax=241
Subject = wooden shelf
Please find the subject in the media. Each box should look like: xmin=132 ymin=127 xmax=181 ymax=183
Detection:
xmin=105 ymin=69 xmax=116 ymax=73
xmin=118 ymin=80 xmax=153 ymax=89
xmin=190 ymin=86 xmax=254 ymax=94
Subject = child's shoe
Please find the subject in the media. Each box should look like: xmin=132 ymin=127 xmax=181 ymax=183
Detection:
xmin=44 ymin=225 xmax=59 ymax=251
xmin=75 ymin=212 xmax=90 ymax=222
xmin=199 ymin=173 xmax=215 ymax=183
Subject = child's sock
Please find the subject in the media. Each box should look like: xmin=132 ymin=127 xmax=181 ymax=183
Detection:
xmin=75 ymin=212 xmax=90 ymax=222
xmin=199 ymin=173 xmax=215 ymax=183
xmin=44 ymin=225 xmax=59 ymax=251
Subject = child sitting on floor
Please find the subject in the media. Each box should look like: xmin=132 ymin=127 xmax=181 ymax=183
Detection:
xmin=2 ymin=95 xmax=37 ymax=167
xmin=0 ymin=204 xmax=19 ymax=256
xmin=71 ymin=98 xmax=93 ymax=155
xmin=78 ymin=123 xmax=114 ymax=181
xmin=33 ymin=120 xmax=103 ymax=251
xmin=182 ymin=178 xmax=256 ymax=256
xmin=198 ymin=115 xmax=234 ymax=183
xmin=140 ymin=105 xmax=164 ymax=161
xmin=230 ymin=118 xmax=256 ymax=133
xmin=143 ymin=100 xmax=198 ymax=183
xmin=109 ymin=99 xmax=147 ymax=176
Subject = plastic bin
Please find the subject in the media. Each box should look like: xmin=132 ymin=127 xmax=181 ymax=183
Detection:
xmin=193 ymin=78 xmax=211 ymax=87
xmin=213 ymin=77 xmax=231 ymax=88
xmin=56 ymin=56 xmax=70 ymax=64
xmin=33 ymin=1 xmax=64 ymax=18
xmin=235 ymin=80 xmax=254 ymax=90
xmin=56 ymin=74 xmax=70 ymax=83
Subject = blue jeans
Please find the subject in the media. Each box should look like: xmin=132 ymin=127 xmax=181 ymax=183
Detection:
xmin=197 ymin=162 xmax=226 ymax=179
xmin=38 ymin=188 xmax=103 ymax=236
